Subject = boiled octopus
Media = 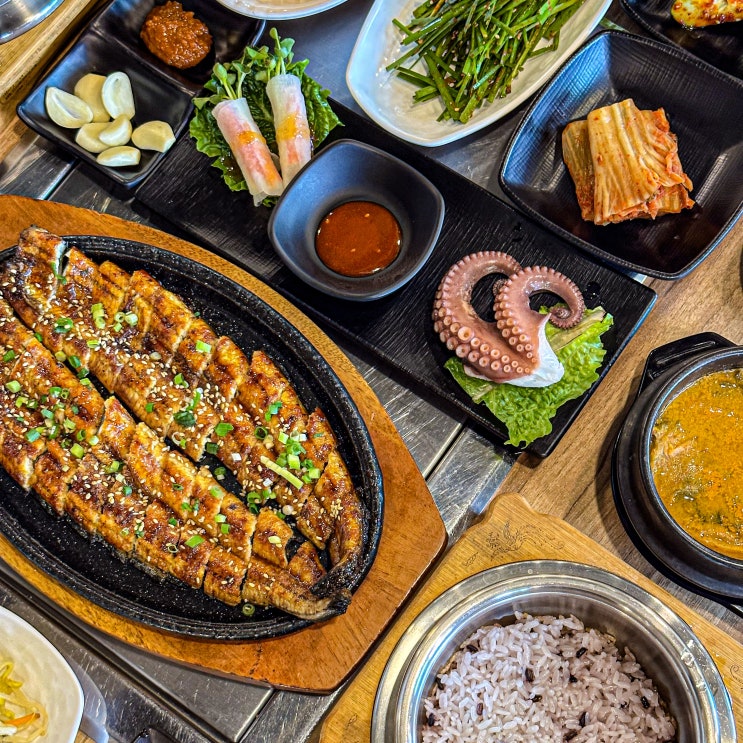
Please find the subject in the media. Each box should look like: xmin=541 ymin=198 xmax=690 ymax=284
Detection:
xmin=432 ymin=251 xmax=586 ymax=388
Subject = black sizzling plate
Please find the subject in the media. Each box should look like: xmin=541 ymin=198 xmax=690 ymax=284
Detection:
xmin=620 ymin=0 xmax=743 ymax=79
xmin=136 ymin=102 xmax=657 ymax=458
xmin=0 ymin=237 xmax=383 ymax=640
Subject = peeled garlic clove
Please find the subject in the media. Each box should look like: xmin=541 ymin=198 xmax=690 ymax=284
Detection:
xmin=131 ymin=120 xmax=175 ymax=152
xmin=101 ymin=72 xmax=135 ymax=120
xmin=73 ymin=73 xmax=109 ymax=123
xmin=45 ymin=87 xmax=93 ymax=128
xmin=96 ymin=146 xmax=141 ymax=167
xmin=75 ymin=122 xmax=110 ymax=153
xmin=99 ymin=115 xmax=133 ymax=146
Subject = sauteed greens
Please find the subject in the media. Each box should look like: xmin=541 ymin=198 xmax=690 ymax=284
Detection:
xmin=190 ymin=29 xmax=341 ymax=193
xmin=388 ymin=0 xmax=588 ymax=123
xmin=446 ymin=307 xmax=613 ymax=447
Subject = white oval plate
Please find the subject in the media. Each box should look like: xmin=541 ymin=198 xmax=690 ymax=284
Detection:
xmin=214 ymin=0 xmax=347 ymax=19
xmin=346 ymin=0 xmax=612 ymax=147
xmin=0 ymin=606 xmax=84 ymax=743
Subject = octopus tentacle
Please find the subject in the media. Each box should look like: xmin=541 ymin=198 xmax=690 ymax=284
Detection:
xmin=496 ymin=266 xmax=585 ymax=331
xmin=433 ymin=253 xmax=586 ymax=387
xmin=433 ymin=252 xmax=524 ymax=382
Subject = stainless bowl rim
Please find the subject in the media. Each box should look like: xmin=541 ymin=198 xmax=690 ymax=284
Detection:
xmin=638 ymin=346 xmax=743 ymax=568
xmin=372 ymin=560 xmax=736 ymax=743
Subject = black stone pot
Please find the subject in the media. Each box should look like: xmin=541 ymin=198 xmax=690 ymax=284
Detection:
xmin=612 ymin=332 xmax=743 ymax=609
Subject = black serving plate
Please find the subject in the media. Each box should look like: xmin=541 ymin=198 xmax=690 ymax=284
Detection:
xmin=620 ymin=0 xmax=743 ymax=79
xmin=135 ymin=101 xmax=657 ymax=458
xmin=0 ymin=237 xmax=383 ymax=640
xmin=612 ymin=333 xmax=743 ymax=611
xmin=17 ymin=0 xmax=263 ymax=187
xmin=499 ymin=30 xmax=743 ymax=280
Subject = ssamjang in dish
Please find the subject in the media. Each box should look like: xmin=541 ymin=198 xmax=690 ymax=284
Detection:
xmin=562 ymin=99 xmax=694 ymax=225
xmin=0 ymin=226 xmax=368 ymax=622
xmin=650 ymin=368 xmax=743 ymax=561
xmin=423 ymin=613 xmax=676 ymax=742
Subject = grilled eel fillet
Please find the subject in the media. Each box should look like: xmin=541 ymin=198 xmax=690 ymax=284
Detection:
xmin=0 ymin=230 xmax=373 ymax=620
xmin=2 ymin=227 xmax=368 ymax=591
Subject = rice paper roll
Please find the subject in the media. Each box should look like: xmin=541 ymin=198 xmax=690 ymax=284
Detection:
xmin=213 ymin=98 xmax=283 ymax=206
xmin=266 ymin=73 xmax=312 ymax=185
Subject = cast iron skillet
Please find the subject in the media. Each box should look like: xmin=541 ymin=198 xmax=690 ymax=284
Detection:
xmin=612 ymin=332 xmax=743 ymax=611
xmin=0 ymin=236 xmax=384 ymax=640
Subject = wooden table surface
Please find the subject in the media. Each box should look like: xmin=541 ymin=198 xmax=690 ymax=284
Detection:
xmin=2 ymin=3 xmax=742 ymax=741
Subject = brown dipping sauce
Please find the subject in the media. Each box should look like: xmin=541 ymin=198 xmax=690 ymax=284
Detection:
xmin=650 ymin=368 xmax=743 ymax=560
xmin=140 ymin=1 xmax=212 ymax=70
xmin=315 ymin=201 xmax=402 ymax=277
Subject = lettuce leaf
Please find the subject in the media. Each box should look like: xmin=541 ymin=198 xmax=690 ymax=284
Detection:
xmin=189 ymin=29 xmax=342 ymax=197
xmin=444 ymin=308 xmax=614 ymax=448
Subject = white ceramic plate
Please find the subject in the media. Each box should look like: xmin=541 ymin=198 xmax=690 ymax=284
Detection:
xmin=214 ymin=0 xmax=347 ymax=19
xmin=346 ymin=0 xmax=613 ymax=146
xmin=0 ymin=606 xmax=84 ymax=743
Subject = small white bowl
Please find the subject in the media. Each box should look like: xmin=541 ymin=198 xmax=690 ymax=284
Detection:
xmin=0 ymin=605 xmax=84 ymax=743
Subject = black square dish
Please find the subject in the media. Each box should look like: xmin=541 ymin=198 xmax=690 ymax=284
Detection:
xmin=499 ymin=30 xmax=743 ymax=279
xmin=620 ymin=0 xmax=742 ymax=79
xmin=16 ymin=0 xmax=263 ymax=188
xmin=89 ymin=0 xmax=264 ymax=92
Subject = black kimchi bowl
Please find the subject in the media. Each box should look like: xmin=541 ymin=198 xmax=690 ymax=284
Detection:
xmin=612 ymin=333 xmax=743 ymax=604
xmin=372 ymin=561 xmax=736 ymax=743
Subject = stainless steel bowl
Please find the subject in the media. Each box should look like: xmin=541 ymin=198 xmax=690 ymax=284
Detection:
xmin=0 ymin=0 xmax=64 ymax=43
xmin=373 ymin=561 xmax=736 ymax=743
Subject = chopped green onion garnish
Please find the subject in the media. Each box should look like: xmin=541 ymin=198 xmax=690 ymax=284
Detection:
xmin=68 ymin=355 xmax=81 ymax=369
xmin=145 ymin=402 xmax=155 ymax=413
xmin=209 ymin=487 xmax=221 ymax=498
xmin=259 ymin=455 xmax=303 ymax=489
xmin=215 ymin=513 xmax=227 ymax=522
xmin=184 ymin=535 xmax=205 ymax=548
xmin=25 ymin=429 xmax=41 ymax=443
xmin=54 ymin=317 xmax=74 ymax=334
xmin=255 ymin=426 xmax=269 ymax=440
xmin=173 ymin=410 xmax=196 ymax=427
xmin=124 ymin=312 xmax=138 ymax=326
xmin=2 ymin=349 xmax=16 ymax=362
xmin=267 ymin=535 xmax=282 ymax=545
xmin=214 ymin=466 xmax=226 ymax=479
xmin=70 ymin=442 xmax=85 ymax=458
xmin=168 ymin=517 xmax=178 ymax=527
xmin=14 ymin=396 xmax=28 ymax=408
xmin=220 ymin=523 xmax=230 ymax=534
xmin=287 ymin=453 xmax=301 ymax=470
xmin=50 ymin=261 xmax=67 ymax=284
xmin=105 ymin=460 xmax=121 ymax=474
xmin=277 ymin=431 xmax=289 ymax=444
xmin=5 ymin=380 xmax=21 ymax=393
xmin=205 ymin=442 xmax=219 ymax=455
xmin=55 ymin=351 xmax=67 ymax=362
xmin=86 ymin=339 xmax=100 ymax=349
xmin=173 ymin=483 xmax=184 ymax=491
xmin=242 ymin=603 xmax=255 ymax=617
xmin=214 ymin=421 xmax=233 ymax=437
xmin=195 ymin=340 xmax=212 ymax=354
xmin=173 ymin=373 xmax=188 ymax=388
xmin=122 ymin=485 xmax=133 ymax=496
xmin=63 ymin=418 xmax=76 ymax=432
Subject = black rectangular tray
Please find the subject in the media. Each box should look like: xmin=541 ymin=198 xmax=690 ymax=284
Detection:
xmin=135 ymin=102 xmax=657 ymax=457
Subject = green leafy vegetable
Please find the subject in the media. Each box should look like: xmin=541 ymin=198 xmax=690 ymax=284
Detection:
xmin=190 ymin=28 xmax=342 ymax=196
xmin=445 ymin=307 xmax=613 ymax=447
xmin=388 ymin=0 xmax=587 ymax=123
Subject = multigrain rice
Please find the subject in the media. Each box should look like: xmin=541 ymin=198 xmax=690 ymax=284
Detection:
xmin=422 ymin=612 xmax=676 ymax=743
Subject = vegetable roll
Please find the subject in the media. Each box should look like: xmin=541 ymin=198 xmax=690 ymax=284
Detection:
xmin=266 ymin=73 xmax=312 ymax=185
xmin=212 ymin=97 xmax=283 ymax=206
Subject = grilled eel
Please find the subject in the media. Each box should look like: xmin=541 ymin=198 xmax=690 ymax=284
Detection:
xmin=0 ymin=233 xmax=372 ymax=620
xmin=2 ymin=227 xmax=368 ymax=592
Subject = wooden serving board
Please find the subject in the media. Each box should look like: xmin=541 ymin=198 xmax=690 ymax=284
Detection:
xmin=320 ymin=491 xmax=743 ymax=741
xmin=0 ymin=195 xmax=447 ymax=692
